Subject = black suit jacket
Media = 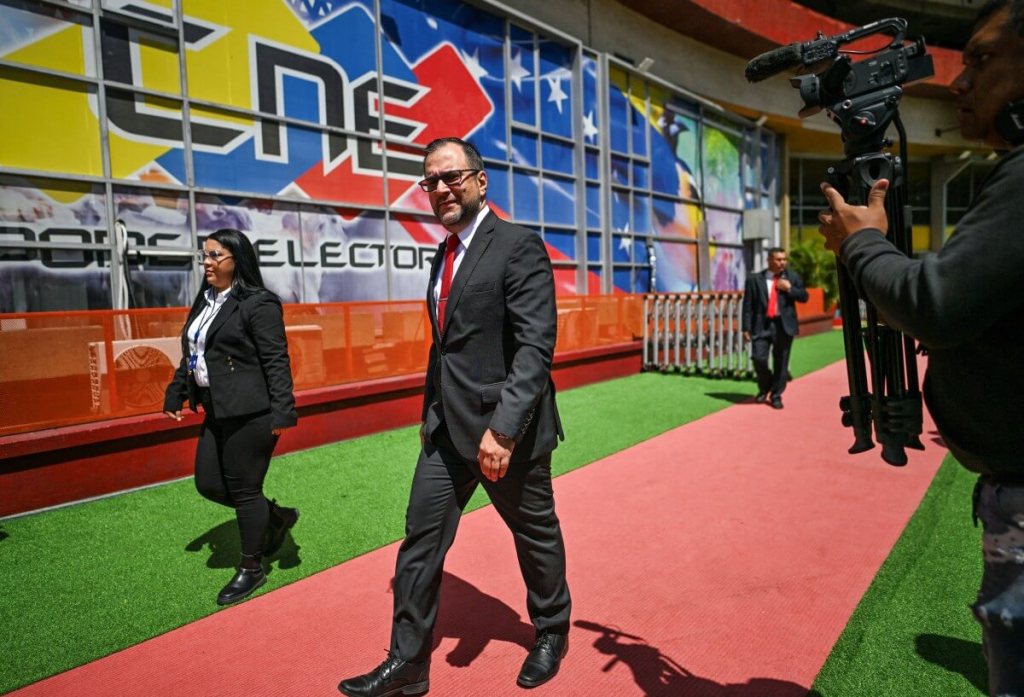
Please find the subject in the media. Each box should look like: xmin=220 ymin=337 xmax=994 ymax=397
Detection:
xmin=164 ymin=289 xmax=298 ymax=430
xmin=741 ymin=269 xmax=809 ymax=338
xmin=422 ymin=211 xmax=563 ymax=463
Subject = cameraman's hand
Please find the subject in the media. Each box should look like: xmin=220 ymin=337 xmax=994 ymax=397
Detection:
xmin=818 ymin=179 xmax=889 ymax=253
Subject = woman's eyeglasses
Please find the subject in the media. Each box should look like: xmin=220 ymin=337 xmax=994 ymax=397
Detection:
xmin=196 ymin=250 xmax=233 ymax=263
xmin=417 ymin=169 xmax=480 ymax=192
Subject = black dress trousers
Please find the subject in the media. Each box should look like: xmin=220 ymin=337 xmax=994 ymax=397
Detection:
xmin=389 ymin=426 xmax=571 ymax=663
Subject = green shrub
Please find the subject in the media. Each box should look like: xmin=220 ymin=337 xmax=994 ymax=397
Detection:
xmin=788 ymin=238 xmax=839 ymax=308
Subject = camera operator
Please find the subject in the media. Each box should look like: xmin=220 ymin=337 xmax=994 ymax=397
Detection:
xmin=818 ymin=1 xmax=1024 ymax=692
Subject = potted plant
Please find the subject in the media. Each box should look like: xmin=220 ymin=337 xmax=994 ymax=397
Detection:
xmin=788 ymin=237 xmax=838 ymax=314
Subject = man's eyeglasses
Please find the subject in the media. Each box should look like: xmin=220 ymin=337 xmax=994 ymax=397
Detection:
xmin=196 ymin=250 xmax=233 ymax=263
xmin=417 ymin=169 xmax=480 ymax=193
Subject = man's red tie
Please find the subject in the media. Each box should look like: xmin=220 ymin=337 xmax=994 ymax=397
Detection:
xmin=437 ymin=233 xmax=458 ymax=332
xmin=766 ymin=274 xmax=779 ymax=319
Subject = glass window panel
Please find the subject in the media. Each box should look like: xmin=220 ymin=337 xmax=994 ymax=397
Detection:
xmin=0 ymin=175 xmax=108 ymax=312
xmin=510 ymin=25 xmax=536 ymax=126
xmin=103 ymin=0 xmax=178 ymax=27
xmin=632 ymin=194 xmax=650 ymax=234
xmin=0 ymin=69 xmax=102 ymax=176
xmin=611 ymin=234 xmax=632 ymax=262
xmin=708 ymin=245 xmax=745 ymax=291
xmin=798 ymin=159 xmax=830 ymax=210
xmin=613 ymin=266 xmax=632 ymax=292
xmin=586 ymin=183 xmax=601 ymax=229
xmin=629 ymin=79 xmax=647 ymax=157
xmin=106 ymin=89 xmax=184 ymax=181
xmin=113 ymin=186 xmax=191 ymax=247
xmin=542 ymin=137 xmax=574 ymax=176
xmin=486 ymin=164 xmax=511 ymax=216
xmin=761 ymin=133 xmax=778 ymax=192
xmin=702 ymin=122 xmax=743 ymax=210
xmin=542 ymin=175 xmax=575 ymax=227
xmin=652 ymin=239 xmax=698 ymax=292
xmin=706 ymin=208 xmax=742 ymax=245
xmin=511 ymin=129 xmax=538 ymax=168
xmin=0 ymin=1 xmax=96 ymax=78
xmin=545 ymin=228 xmax=575 ymax=260
xmin=611 ymin=155 xmax=630 ymax=186
xmin=742 ymin=128 xmax=759 ymax=189
xmin=538 ymin=39 xmax=572 ymax=138
xmin=633 ymin=161 xmax=649 ymax=190
xmin=513 ymin=169 xmax=539 ymax=223
xmin=651 ymin=197 xmax=700 ymax=239
xmin=634 ymin=267 xmax=650 ymax=293
xmin=611 ymin=189 xmax=629 ymax=232
xmin=609 ymin=66 xmax=629 ymax=153
xmin=582 ymin=53 xmax=599 ymax=146
xmin=586 ymin=232 xmax=601 ymax=262
xmin=585 ymin=148 xmax=599 ymax=180
xmin=587 ymin=265 xmax=601 ymax=286
xmin=100 ymin=20 xmax=181 ymax=95
xmin=311 ymin=207 xmax=393 ymax=302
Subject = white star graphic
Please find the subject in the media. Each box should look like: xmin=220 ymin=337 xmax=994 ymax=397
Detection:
xmin=460 ymin=48 xmax=488 ymax=81
xmin=546 ymin=74 xmax=568 ymax=113
xmin=619 ymin=234 xmax=632 ymax=250
xmin=509 ymin=49 xmax=530 ymax=91
xmin=583 ymin=110 xmax=599 ymax=141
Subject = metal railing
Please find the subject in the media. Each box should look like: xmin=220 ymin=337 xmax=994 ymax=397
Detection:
xmin=642 ymin=293 xmax=753 ymax=378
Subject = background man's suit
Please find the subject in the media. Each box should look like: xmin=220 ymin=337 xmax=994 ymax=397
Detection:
xmin=741 ymin=268 xmax=809 ymax=400
xmin=390 ymin=209 xmax=571 ymax=663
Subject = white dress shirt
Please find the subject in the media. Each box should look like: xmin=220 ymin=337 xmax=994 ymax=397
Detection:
xmin=187 ymin=287 xmax=231 ymax=387
xmin=432 ymin=205 xmax=490 ymax=315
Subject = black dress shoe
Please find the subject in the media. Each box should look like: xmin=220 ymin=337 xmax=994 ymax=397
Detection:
xmin=754 ymin=392 xmax=768 ymax=404
xmin=771 ymin=396 xmax=784 ymax=409
xmin=265 ymin=499 xmax=299 ymax=556
xmin=338 ymin=654 xmax=429 ymax=697
xmin=517 ymin=632 xmax=568 ymax=688
xmin=216 ymin=565 xmax=266 ymax=605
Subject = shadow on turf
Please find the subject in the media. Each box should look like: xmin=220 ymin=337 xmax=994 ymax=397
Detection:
xmin=704 ymin=392 xmax=755 ymax=405
xmin=431 ymin=571 xmax=535 ymax=666
xmin=185 ymin=519 xmax=302 ymax=570
xmin=573 ymin=619 xmax=812 ymax=696
xmin=915 ymin=634 xmax=987 ymax=693
xmin=0 ymin=527 xmax=8 ymax=542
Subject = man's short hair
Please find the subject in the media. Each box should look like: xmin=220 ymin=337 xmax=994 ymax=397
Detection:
xmin=423 ymin=137 xmax=485 ymax=172
xmin=976 ymin=0 xmax=1024 ymax=37
xmin=767 ymin=247 xmax=786 ymax=256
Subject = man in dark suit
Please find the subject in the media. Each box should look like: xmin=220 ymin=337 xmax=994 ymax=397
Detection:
xmin=741 ymin=247 xmax=809 ymax=409
xmin=338 ymin=137 xmax=571 ymax=697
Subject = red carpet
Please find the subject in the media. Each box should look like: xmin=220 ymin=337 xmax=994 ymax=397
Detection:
xmin=11 ymin=361 xmax=947 ymax=696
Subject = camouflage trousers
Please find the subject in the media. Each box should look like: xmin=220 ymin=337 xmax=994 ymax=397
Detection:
xmin=973 ymin=477 xmax=1024 ymax=697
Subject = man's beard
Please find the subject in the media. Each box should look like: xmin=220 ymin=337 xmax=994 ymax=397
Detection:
xmin=439 ymin=196 xmax=481 ymax=228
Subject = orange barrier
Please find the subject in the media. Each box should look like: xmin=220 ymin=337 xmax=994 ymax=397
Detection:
xmin=0 ymin=295 xmax=643 ymax=438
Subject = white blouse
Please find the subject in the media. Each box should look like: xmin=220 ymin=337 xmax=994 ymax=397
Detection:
xmin=186 ymin=287 xmax=231 ymax=387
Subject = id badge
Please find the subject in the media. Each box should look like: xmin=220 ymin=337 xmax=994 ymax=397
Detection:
xmin=188 ymin=354 xmax=198 ymax=371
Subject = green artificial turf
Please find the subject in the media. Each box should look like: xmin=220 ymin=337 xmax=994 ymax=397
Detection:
xmin=810 ymin=455 xmax=986 ymax=697
xmin=1 ymin=330 xmax=854 ymax=692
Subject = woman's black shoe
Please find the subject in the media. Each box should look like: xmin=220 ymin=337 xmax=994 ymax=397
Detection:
xmin=265 ymin=499 xmax=300 ymax=556
xmin=217 ymin=558 xmax=266 ymax=605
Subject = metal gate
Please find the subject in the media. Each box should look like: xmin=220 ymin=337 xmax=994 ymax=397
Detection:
xmin=642 ymin=293 xmax=753 ymax=378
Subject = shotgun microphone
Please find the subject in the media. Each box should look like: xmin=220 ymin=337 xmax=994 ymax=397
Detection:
xmin=745 ymin=43 xmax=805 ymax=83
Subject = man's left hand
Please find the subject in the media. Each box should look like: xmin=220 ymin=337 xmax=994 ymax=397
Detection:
xmin=776 ymin=278 xmax=792 ymax=292
xmin=478 ymin=428 xmax=515 ymax=482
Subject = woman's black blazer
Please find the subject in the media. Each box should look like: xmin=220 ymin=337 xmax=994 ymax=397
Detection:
xmin=163 ymin=289 xmax=298 ymax=430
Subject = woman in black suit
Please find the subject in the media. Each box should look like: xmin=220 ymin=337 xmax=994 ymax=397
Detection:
xmin=163 ymin=228 xmax=299 ymax=605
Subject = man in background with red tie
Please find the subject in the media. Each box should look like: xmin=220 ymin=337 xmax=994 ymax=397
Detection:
xmin=338 ymin=137 xmax=570 ymax=697
xmin=742 ymin=247 xmax=809 ymax=409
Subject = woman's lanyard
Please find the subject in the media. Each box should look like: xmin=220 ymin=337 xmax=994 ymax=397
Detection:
xmin=188 ymin=291 xmax=219 ymax=372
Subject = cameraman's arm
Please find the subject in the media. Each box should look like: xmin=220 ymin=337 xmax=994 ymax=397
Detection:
xmin=822 ymin=154 xmax=1024 ymax=348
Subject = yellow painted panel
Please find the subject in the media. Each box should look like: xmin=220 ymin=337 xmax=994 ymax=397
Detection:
xmin=0 ymin=70 xmax=102 ymax=176
xmin=3 ymin=23 xmax=91 ymax=77
xmin=137 ymin=34 xmax=182 ymax=94
xmin=182 ymin=0 xmax=319 ymax=110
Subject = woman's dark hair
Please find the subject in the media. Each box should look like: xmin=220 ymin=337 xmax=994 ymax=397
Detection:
xmin=200 ymin=228 xmax=266 ymax=298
